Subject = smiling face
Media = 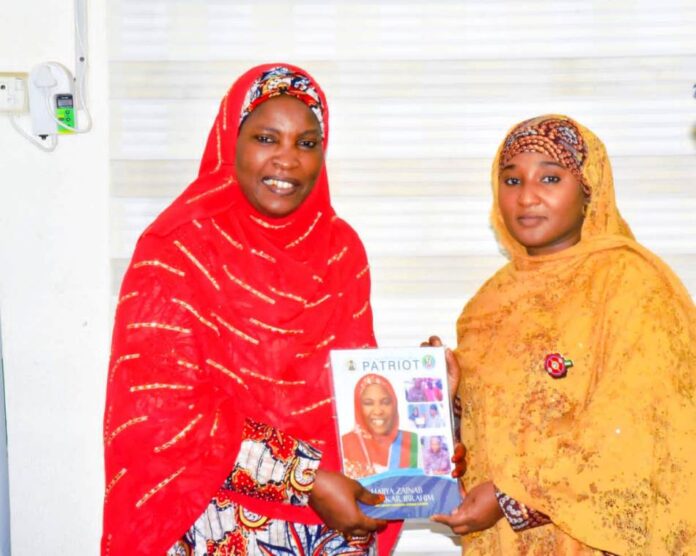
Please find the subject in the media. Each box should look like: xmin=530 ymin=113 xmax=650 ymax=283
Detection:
xmin=235 ymin=94 xmax=324 ymax=218
xmin=498 ymin=151 xmax=587 ymax=256
xmin=359 ymin=383 xmax=396 ymax=437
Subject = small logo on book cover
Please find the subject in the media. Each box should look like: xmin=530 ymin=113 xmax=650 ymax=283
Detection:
xmin=421 ymin=354 xmax=436 ymax=369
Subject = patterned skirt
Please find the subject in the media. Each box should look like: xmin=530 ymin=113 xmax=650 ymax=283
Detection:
xmin=167 ymin=496 xmax=376 ymax=556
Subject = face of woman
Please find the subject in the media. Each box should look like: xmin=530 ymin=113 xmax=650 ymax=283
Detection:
xmin=498 ymin=151 xmax=587 ymax=256
xmin=235 ymin=95 xmax=324 ymax=218
xmin=360 ymin=383 xmax=396 ymax=436
xmin=429 ymin=436 xmax=442 ymax=453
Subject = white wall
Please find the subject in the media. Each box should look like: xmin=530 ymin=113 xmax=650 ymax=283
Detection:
xmin=0 ymin=324 xmax=10 ymax=556
xmin=0 ymin=1 xmax=109 ymax=554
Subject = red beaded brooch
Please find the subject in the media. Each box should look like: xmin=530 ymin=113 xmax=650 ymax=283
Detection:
xmin=544 ymin=353 xmax=573 ymax=379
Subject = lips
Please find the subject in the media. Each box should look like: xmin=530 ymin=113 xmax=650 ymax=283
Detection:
xmin=516 ymin=214 xmax=546 ymax=227
xmin=262 ymin=176 xmax=300 ymax=195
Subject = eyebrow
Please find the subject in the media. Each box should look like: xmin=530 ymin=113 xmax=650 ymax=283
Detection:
xmin=253 ymin=126 xmax=321 ymax=136
xmin=501 ymin=160 xmax=565 ymax=171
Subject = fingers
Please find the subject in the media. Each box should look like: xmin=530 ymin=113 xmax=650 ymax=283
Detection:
xmin=450 ymin=462 xmax=463 ymax=478
xmin=343 ymin=516 xmax=387 ymax=539
xmin=351 ymin=488 xmax=387 ymax=533
xmin=420 ymin=335 xmax=443 ymax=347
xmin=450 ymin=443 xmax=467 ymax=478
xmin=356 ymin=487 xmax=385 ymax=507
xmin=445 ymin=348 xmax=460 ymax=377
xmin=445 ymin=348 xmax=461 ymax=402
xmin=430 ymin=512 xmax=466 ymax=531
xmin=445 ymin=348 xmax=459 ymax=370
xmin=343 ymin=528 xmax=369 ymax=538
xmin=430 ymin=513 xmax=471 ymax=536
xmin=364 ymin=517 xmax=388 ymax=533
xmin=452 ymin=443 xmax=466 ymax=460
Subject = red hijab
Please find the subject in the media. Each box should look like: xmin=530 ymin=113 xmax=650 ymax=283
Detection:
xmin=102 ymin=64 xmax=400 ymax=555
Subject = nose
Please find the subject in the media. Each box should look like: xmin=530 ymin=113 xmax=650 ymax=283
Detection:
xmin=517 ymin=183 xmax=540 ymax=207
xmin=272 ymin=142 xmax=299 ymax=170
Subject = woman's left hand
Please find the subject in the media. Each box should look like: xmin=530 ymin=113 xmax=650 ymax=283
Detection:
xmin=430 ymin=481 xmax=503 ymax=535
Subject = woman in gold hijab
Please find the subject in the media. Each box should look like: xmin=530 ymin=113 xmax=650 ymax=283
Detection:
xmin=429 ymin=115 xmax=695 ymax=555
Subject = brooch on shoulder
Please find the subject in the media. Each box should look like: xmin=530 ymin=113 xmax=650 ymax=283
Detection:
xmin=544 ymin=353 xmax=573 ymax=379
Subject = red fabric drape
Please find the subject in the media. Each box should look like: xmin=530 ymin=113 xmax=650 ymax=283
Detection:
xmin=102 ymin=63 xmax=400 ymax=555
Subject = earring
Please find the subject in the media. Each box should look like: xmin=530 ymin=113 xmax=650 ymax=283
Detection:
xmin=582 ymin=196 xmax=591 ymax=217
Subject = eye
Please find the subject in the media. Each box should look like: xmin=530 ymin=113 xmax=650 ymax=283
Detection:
xmin=541 ymin=175 xmax=561 ymax=184
xmin=503 ymin=177 xmax=520 ymax=186
xmin=254 ymin=134 xmax=275 ymax=144
xmin=298 ymin=139 xmax=319 ymax=149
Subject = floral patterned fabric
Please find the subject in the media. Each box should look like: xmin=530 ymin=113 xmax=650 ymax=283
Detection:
xmin=455 ymin=115 xmax=695 ymax=555
xmin=495 ymin=489 xmax=551 ymax=532
xmin=169 ymin=513 xmax=374 ymax=556
xmin=168 ymin=419 xmax=375 ymax=555
xmin=226 ymin=419 xmax=322 ymax=506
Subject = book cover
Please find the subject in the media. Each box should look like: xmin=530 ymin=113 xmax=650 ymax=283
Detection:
xmin=329 ymin=347 xmax=462 ymax=520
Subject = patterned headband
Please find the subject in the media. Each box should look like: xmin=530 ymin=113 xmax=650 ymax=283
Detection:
xmin=239 ymin=66 xmax=325 ymax=137
xmin=499 ymin=117 xmax=588 ymax=183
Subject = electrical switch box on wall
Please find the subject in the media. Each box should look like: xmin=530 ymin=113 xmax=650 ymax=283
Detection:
xmin=0 ymin=72 xmax=28 ymax=113
xmin=28 ymin=62 xmax=75 ymax=137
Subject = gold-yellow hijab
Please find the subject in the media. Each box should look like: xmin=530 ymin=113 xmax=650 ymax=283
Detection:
xmin=456 ymin=115 xmax=695 ymax=555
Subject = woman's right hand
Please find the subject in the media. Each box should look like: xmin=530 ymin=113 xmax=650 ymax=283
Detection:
xmin=421 ymin=335 xmax=461 ymax=404
xmin=308 ymin=469 xmax=387 ymax=539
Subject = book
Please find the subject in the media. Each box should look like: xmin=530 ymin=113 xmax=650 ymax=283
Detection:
xmin=329 ymin=346 xmax=462 ymax=520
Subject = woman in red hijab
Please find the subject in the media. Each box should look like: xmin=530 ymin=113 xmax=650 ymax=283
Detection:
xmin=102 ymin=64 xmax=401 ymax=555
xmin=341 ymin=374 xmax=419 ymax=480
